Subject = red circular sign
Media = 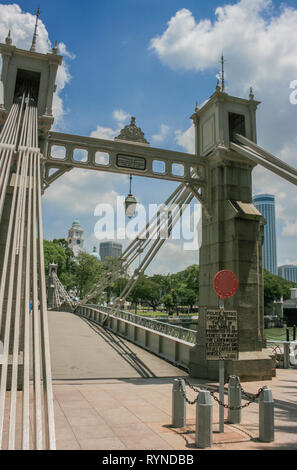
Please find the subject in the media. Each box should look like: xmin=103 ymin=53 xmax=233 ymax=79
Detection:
xmin=213 ymin=270 xmax=238 ymax=300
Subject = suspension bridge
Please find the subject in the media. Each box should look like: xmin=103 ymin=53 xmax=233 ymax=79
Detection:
xmin=1 ymin=11 xmax=297 ymax=450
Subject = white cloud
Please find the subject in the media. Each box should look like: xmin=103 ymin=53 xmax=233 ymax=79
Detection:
xmin=151 ymin=0 xmax=297 ymax=267
xmin=112 ymin=109 xmax=130 ymax=125
xmin=0 ymin=4 xmax=72 ymax=127
xmin=90 ymin=125 xmax=119 ymax=141
xmin=175 ymin=125 xmax=195 ymax=154
xmin=58 ymin=41 xmax=76 ymax=60
xmin=147 ymin=240 xmax=199 ymax=275
xmin=91 ymin=108 xmax=130 ymax=140
xmin=152 ymin=124 xmax=170 ymax=144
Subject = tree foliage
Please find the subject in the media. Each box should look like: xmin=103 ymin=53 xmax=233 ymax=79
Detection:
xmin=264 ymin=269 xmax=296 ymax=307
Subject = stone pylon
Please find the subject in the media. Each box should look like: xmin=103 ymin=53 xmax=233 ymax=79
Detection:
xmin=189 ymin=87 xmax=274 ymax=381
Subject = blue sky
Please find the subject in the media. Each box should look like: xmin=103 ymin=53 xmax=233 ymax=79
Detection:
xmin=1 ymin=0 xmax=297 ymax=274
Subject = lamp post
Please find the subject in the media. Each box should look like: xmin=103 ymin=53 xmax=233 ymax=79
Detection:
xmin=125 ymin=174 xmax=137 ymax=218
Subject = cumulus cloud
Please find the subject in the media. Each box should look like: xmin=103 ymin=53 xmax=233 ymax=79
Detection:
xmin=0 ymin=3 xmax=72 ymax=127
xmin=175 ymin=125 xmax=195 ymax=154
xmin=151 ymin=0 xmax=297 ymax=265
xmin=91 ymin=108 xmax=130 ymax=140
xmin=147 ymin=240 xmax=199 ymax=275
xmin=152 ymin=123 xmax=170 ymax=144
xmin=112 ymin=109 xmax=130 ymax=125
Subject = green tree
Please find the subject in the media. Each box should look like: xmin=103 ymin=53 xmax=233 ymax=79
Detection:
xmin=162 ymin=292 xmax=175 ymax=315
xmin=75 ymin=251 xmax=106 ymax=298
xmin=264 ymin=269 xmax=296 ymax=307
xmin=44 ymin=239 xmax=69 ymax=276
xmin=176 ymin=286 xmax=197 ymax=312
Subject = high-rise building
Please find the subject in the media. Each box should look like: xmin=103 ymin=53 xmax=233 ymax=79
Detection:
xmin=278 ymin=265 xmax=297 ymax=283
xmin=100 ymin=242 xmax=122 ymax=262
xmin=253 ymin=194 xmax=277 ymax=275
xmin=67 ymin=219 xmax=84 ymax=257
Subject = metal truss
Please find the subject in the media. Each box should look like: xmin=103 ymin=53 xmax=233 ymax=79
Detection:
xmin=51 ymin=271 xmax=74 ymax=309
xmin=231 ymin=133 xmax=297 ymax=187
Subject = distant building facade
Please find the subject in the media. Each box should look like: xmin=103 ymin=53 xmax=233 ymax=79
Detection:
xmin=67 ymin=219 xmax=84 ymax=257
xmin=100 ymin=242 xmax=122 ymax=262
xmin=253 ymin=194 xmax=277 ymax=275
xmin=278 ymin=265 xmax=297 ymax=283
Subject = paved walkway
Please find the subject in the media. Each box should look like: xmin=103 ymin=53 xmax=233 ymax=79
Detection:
xmin=48 ymin=311 xmax=187 ymax=379
xmin=52 ymin=369 xmax=297 ymax=450
xmin=45 ymin=311 xmax=297 ymax=450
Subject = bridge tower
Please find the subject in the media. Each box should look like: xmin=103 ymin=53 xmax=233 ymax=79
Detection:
xmin=189 ymin=86 xmax=274 ymax=381
xmin=0 ymin=30 xmax=62 ymax=384
xmin=0 ymin=18 xmax=62 ymax=449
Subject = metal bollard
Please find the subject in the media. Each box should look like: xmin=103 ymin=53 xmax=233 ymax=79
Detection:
xmin=286 ymin=328 xmax=290 ymax=342
xmin=195 ymin=390 xmax=212 ymax=449
xmin=259 ymin=386 xmax=274 ymax=442
xmin=228 ymin=376 xmax=241 ymax=424
xmin=172 ymin=379 xmax=186 ymax=428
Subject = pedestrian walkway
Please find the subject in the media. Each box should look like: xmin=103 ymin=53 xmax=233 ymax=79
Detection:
xmin=48 ymin=310 xmax=187 ymax=379
xmin=52 ymin=369 xmax=297 ymax=450
xmin=2 ymin=310 xmax=292 ymax=450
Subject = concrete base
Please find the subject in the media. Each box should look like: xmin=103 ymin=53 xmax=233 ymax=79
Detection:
xmin=189 ymin=346 xmax=275 ymax=382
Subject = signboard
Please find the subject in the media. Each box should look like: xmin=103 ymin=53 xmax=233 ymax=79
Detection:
xmin=213 ymin=270 xmax=238 ymax=300
xmin=205 ymin=309 xmax=239 ymax=360
xmin=116 ymin=154 xmax=146 ymax=171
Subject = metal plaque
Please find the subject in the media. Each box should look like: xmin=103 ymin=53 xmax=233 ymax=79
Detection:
xmin=116 ymin=154 xmax=146 ymax=171
xmin=206 ymin=309 xmax=239 ymax=360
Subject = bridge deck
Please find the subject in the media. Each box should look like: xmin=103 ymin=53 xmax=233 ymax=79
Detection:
xmin=48 ymin=311 xmax=187 ymax=380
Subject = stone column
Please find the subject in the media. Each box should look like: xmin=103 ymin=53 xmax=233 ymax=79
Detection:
xmin=189 ymin=147 xmax=274 ymax=381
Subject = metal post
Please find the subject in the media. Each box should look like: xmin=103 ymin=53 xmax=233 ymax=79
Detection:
xmin=284 ymin=342 xmax=290 ymax=369
xmin=195 ymin=390 xmax=212 ymax=448
xmin=259 ymin=387 xmax=274 ymax=442
xmin=293 ymin=325 xmax=296 ymax=341
xmin=286 ymin=328 xmax=290 ymax=342
xmin=228 ymin=376 xmax=241 ymax=424
xmin=172 ymin=379 xmax=186 ymax=428
xmin=219 ymin=360 xmax=225 ymax=433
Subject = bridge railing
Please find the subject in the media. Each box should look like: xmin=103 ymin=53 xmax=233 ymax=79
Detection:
xmin=87 ymin=304 xmax=197 ymax=344
xmin=75 ymin=304 xmax=196 ymax=370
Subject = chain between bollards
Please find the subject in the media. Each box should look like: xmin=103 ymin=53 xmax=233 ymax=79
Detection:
xmin=179 ymin=377 xmax=265 ymax=410
xmin=172 ymin=378 xmax=274 ymax=447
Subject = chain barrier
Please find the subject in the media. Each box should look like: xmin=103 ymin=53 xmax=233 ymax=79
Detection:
xmin=178 ymin=378 xmax=265 ymax=410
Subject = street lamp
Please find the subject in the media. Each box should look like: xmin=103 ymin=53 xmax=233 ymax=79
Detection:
xmin=125 ymin=174 xmax=137 ymax=218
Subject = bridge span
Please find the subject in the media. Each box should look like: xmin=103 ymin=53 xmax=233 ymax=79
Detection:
xmin=48 ymin=310 xmax=187 ymax=381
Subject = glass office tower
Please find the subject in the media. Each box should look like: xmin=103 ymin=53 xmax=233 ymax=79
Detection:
xmin=278 ymin=265 xmax=297 ymax=283
xmin=253 ymin=194 xmax=277 ymax=275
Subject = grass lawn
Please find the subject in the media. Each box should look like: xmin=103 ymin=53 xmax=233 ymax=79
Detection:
xmin=265 ymin=326 xmax=296 ymax=342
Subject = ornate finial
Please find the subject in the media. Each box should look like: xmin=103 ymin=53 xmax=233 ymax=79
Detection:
xmin=220 ymin=53 xmax=225 ymax=92
xmin=5 ymin=30 xmax=12 ymax=45
xmin=195 ymin=101 xmax=199 ymax=113
xmin=52 ymin=40 xmax=58 ymax=54
xmin=216 ymin=78 xmax=221 ymax=92
xmin=115 ymin=116 xmax=150 ymax=145
xmin=30 ymin=7 xmax=40 ymax=52
xmin=249 ymin=87 xmax=254 ymax=100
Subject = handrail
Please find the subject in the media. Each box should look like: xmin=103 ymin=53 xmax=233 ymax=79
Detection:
xmin=86 ymin=304 xmax=197 ymax=344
